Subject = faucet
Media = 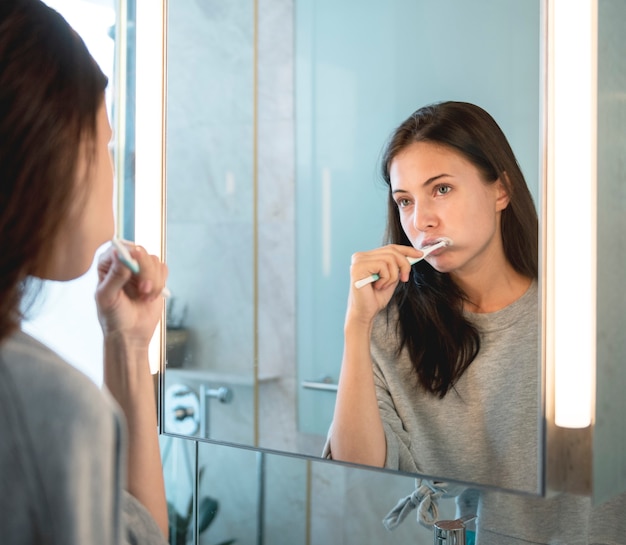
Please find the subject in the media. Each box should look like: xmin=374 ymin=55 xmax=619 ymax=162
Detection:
xmin=433 ymin=514 xmax=476 ymax=545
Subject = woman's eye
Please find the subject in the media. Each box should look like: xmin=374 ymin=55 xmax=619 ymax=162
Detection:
xmin=396 ymin=198 xmax=411 ymax=208
xmin=436 ymin=185 xmax=451 ymax=195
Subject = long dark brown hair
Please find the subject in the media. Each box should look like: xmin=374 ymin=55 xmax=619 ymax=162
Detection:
xmin=380 ymin=101 xmax=538 ymax=397
xmin=0 ymin=0 xmax=108 ymax=342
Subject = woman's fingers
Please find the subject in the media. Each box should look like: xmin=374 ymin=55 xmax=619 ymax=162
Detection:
xmin=127 ymin=245 xmax=169 ymax=300
xmin=97 ymin=241 xmax=169 ymax=309
xmin=351 ymin=244 xmax=421 ymax=290
xmin=96 ymin=246 xmax=133 ymax=309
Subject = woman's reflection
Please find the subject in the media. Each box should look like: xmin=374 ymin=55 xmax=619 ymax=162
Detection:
xmin=326 ymin=101 xmax=539 ymax=488
xmin=325 ymin=98 xmax=539 ymax=511
xmin=324 ymin=100 xmax=626 ymax=544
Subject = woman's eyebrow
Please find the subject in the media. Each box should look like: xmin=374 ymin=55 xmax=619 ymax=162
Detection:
xmin=391 ymin=173 xmax=452 ymax=194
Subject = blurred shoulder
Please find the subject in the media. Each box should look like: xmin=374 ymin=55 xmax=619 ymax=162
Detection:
xmin=0 ymin=330 xmax=120 ymax=434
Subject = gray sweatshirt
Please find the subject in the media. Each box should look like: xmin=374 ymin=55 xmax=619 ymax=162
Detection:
xmin=371 ymin=280 xmax=541 ymax=493
xmin=0 ymin=330 xmax=166 ymax=545
xmin=327 ymin=281 xmax=626 ymax=543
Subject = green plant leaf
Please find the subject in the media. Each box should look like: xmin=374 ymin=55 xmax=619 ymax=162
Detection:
xmin=167 ymin=502 xmax=190 ymax=545
xmin=166 ymin=468 xmax=235 ymax=544
xmin=198 ymin=496 xmax=219 ymax=534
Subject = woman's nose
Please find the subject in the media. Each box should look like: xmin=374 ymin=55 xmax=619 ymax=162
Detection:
xmin=412 ymin=200 xmax=436 ymax=231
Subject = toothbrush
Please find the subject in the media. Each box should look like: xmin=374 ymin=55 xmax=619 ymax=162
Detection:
xmin=354 ymin=237 xmax=452 ymax=289
xmin=111 ymin=238 xmax=171 ymax=298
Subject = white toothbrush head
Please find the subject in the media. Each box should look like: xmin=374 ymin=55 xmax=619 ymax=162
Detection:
xmin=408 ymin=237 xmax=453 ymax=264
xmin=433 ymin=236 xmax=453 ymax=248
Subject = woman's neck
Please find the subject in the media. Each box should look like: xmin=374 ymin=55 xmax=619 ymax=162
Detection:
xmin=453 ymin=265 xmax=533 ymax=314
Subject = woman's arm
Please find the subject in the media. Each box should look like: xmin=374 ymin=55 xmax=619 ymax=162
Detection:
xmin=329 ymin=244 xmax=421 ymax=466
xmin=96 ymin=244 xmax=169 ymax=538
xmin=330 ymin=319 xmax=387 ymax=466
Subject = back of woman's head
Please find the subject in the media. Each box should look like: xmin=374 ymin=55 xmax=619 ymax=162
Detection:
xmin=381 ymin=101 xmax=538 ymax=278
xmin=0 ymin=0 xmax=108 ymax=341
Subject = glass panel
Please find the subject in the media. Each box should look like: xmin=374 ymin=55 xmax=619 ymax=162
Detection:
xmin=162 ymin=0 xmax=544 ymax=495
xmin=295 ymin=0 xmax=542 ymax=437
xmin=197 ymin=441 xmax=259 ymax=544
xmin=594 ymin=0 xmax=626 ymax=503
xmin=163 ymin=0 xmax=256 ymax=445
xmin=162 ymin=437 xmax=459 ymax=544
xmin=161 ymin=435 xmax=197 ymax=545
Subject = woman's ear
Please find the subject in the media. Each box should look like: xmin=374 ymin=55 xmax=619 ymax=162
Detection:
xmin=495 ymin=172 xmax=511 ymax=211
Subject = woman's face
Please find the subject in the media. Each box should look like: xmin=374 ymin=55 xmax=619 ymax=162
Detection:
xmin=45 ymin=98 xmax=115 ymax=280
xmin=389 ymin=141 xmax=509 ymax=277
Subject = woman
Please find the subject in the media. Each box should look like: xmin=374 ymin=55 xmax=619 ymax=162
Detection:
xmin=327 ymin=101 xmax=540 ymax=491
xmin=326 ymin=101 xmax=626 ymax=544
xmin=0 ymin=1 xmax=168 ymax=543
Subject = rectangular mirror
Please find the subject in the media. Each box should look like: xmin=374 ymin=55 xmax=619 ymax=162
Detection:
xmin=161 ymin=0 xmax=544 ymax=495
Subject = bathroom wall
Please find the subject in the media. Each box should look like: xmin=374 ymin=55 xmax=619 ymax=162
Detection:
xmin=164 ymin=0 xmax=309 ymax=454
xmin=161 ymin=434 xmax=455 ymax=545
xmin=162 ymin=1 xmax=453 ymax=542
xmin=594 ymin=0 xmax=626 ymax=504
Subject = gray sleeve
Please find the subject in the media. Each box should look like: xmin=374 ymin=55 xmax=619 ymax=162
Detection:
xmin=0 ymin=332 xmax=167 ymax=545
xmin=319 ymin=374 xmax=414 ymax=469
xmin=321 ymin=311 xmax=420 ymax=472
xmin=48 ymin=390 xmax=167 ymax=545
xmin=371 ymin=352 xmax=420 ymax=473
xmin=319 ymin=365 xmax=417 ymax=469
xmin=122 ymin=491 xmax=168 ymax=545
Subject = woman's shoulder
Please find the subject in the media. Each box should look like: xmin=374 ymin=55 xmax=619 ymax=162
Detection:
xmin=0 ymin=331 xmax=126 ymax=544
xmin=1 ymin=330 xmax=100 ymax=392
xmin=0 ymin=330 xmax=119 ymax=435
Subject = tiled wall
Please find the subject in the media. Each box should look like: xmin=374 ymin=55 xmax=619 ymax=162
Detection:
xmin=161 ymin=1 xmax=450 ymax=543
xmin=161 ymin=0 xmax=545 ymax=543
xmin=161 ymin=435 xmax=452 ymax=544
xmin=164 ymin=0 xmax=306 ymax=453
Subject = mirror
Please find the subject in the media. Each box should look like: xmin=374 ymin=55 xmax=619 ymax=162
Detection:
xmin=162 ymin=0 xmax=543 ymax=494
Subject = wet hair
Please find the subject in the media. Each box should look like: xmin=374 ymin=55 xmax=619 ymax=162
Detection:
xmin=0 ymin=0 xmax=108 ymax=341
xmin=380 ymin=101 xmax=538 ymax=397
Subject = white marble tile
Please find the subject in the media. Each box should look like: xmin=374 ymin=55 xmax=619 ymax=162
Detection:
xmin=308 ymin=460 xmax=347 ymax=543
xmin=257 ymin=219 xmax=295 ymax=377
xmin=166 ymin=221 xmax=255 ymax=376
xmin=167 ymin=0 xmax=254 ymax=129
xmin=257 ymin=119 xmax=296 ymax=223
xmin=198 ymin=441 xmax=259 ymax=544
xmin=166 ymin=122 xmax=254 ymax=224
xmin=258 ymin=0 xmax=294 ymax=123
xmin=258 ymin=377 xmax=301 ymax=454
xmin=263 ymin=453 xmax=308 ymax=544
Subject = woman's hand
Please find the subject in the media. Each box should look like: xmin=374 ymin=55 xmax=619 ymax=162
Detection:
xmin=95 ymin=242 xmax=169 ymax=346
xmin=346 ymin=244 xmax=422 ymax=327
xmin=96 ymin=242 xmax=170 ymax=537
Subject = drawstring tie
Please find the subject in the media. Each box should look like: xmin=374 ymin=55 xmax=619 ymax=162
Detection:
xmin=382 ymin=479 xmax=464 ymax=530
